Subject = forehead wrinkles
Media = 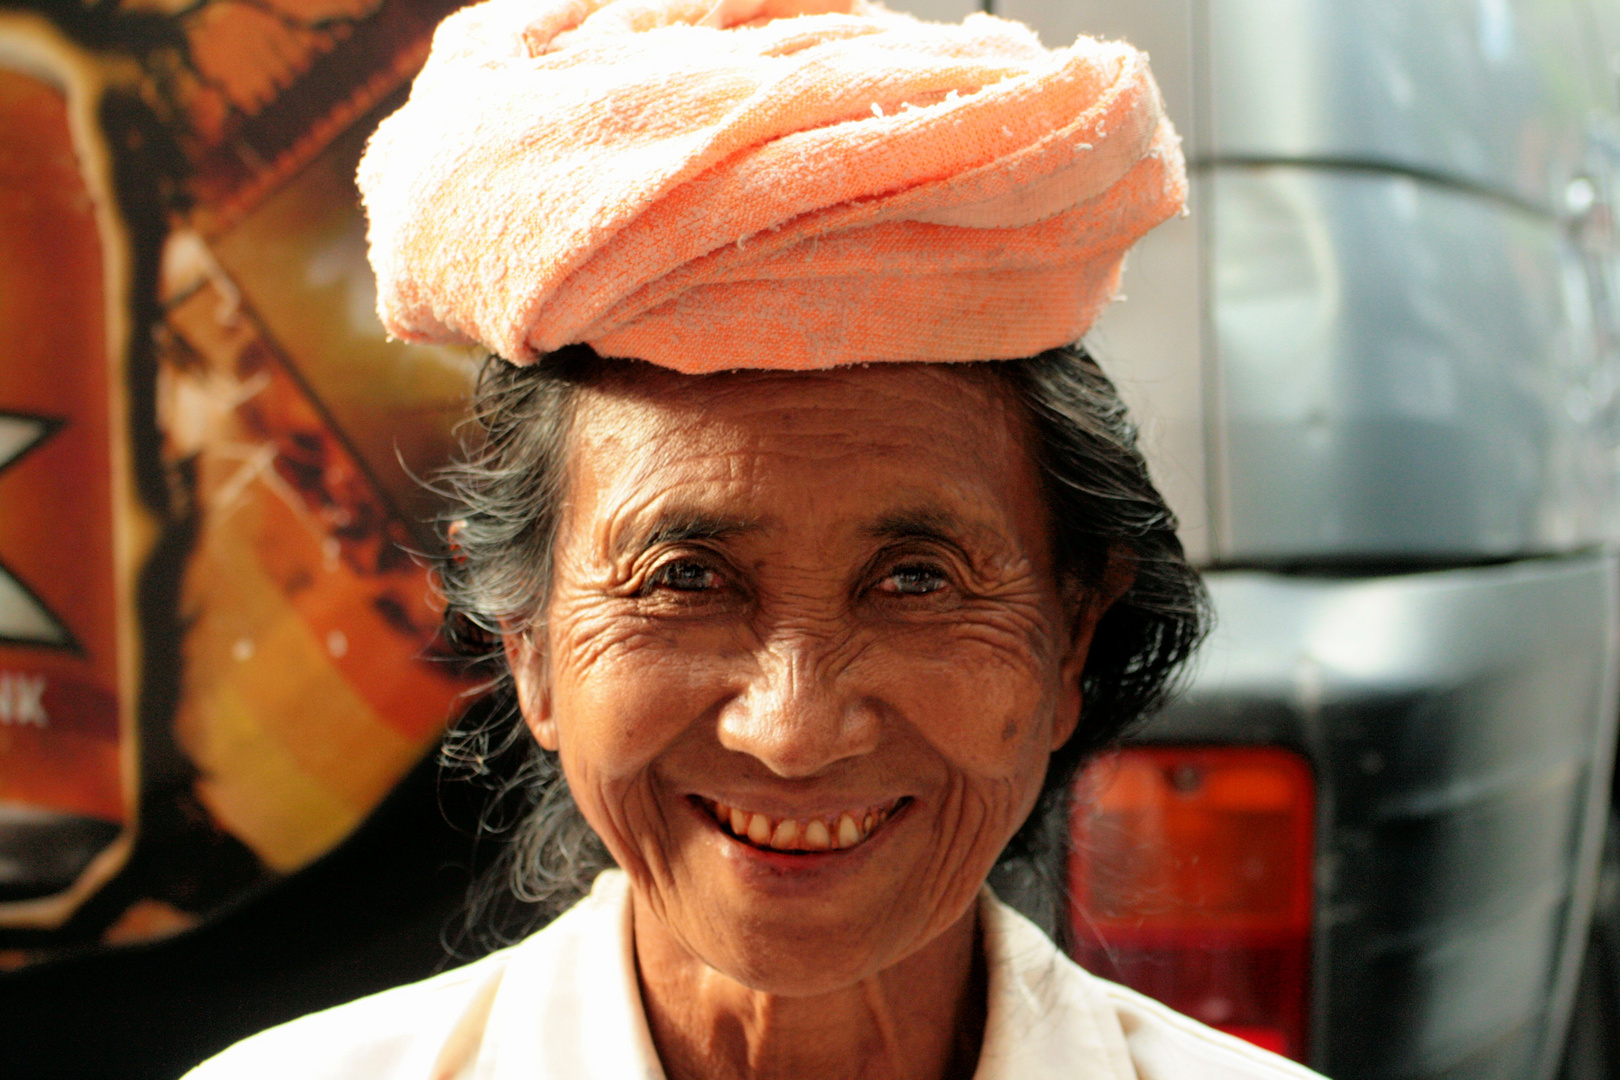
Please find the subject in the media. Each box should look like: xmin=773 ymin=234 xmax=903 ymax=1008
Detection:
xmin=558 ymin=366 xmax=1047 ymax=570
xmin=571 ymin=367 xmax=1030 ymax=484
xmin=614 ymin=361 xmax=1017 ymax=440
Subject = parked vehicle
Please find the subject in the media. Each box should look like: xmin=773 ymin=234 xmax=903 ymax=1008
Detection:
xmin=939 ymin=0 xmax=1620 ymax=1076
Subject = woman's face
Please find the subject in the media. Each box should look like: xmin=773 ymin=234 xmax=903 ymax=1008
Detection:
xmin=507 ymin=363 xmax=1113 ymax=995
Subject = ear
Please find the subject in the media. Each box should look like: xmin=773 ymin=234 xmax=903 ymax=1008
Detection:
xmin=502 ymin=624 xmax=559 ymax=752
xmin=1051 ymin=543 xmax=1138 ymax=751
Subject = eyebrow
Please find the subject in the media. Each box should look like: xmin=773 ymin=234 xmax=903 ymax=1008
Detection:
xmin=861 ymin=508 xmax=970 ymax=547
xmin=614 ymin=511 xmax=762 ymax=559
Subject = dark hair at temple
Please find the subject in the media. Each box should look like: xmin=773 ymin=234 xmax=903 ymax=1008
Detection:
xmin=433 ymin=343 xmax=1209 ymax=947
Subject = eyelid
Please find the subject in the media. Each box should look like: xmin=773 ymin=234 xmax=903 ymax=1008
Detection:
xmin=641 ymin=547 xmax=738 ymax=596
xmin=875 ymin=536 xmax=956 ymax=569
xmin=885 ymin=556 xmax=948 ymax=575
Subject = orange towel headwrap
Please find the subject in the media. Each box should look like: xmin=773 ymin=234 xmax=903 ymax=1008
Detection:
xmin=357 ymin=0 xmax=1185 ymax=372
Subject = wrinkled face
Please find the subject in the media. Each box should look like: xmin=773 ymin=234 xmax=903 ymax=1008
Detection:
xmin=507 ymin=363 xmax=1110 ymax=995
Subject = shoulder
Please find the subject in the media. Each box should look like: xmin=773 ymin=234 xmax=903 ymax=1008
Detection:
xmin=1097 ymin=979 xmax=1329 ymax=1080
xmin=977 ymin=890 xmax=1327 ymax=1080
xmin=181 ymin=947 xmax=513 ymax=1080
xmin=180 ymin=873 xmax=636 ymax=1080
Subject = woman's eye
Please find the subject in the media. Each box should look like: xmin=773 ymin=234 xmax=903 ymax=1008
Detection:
xmin=880 ymin=565 xmax=948 ymax=596
xmin=650 ymin=560 xmax=722 ymax=593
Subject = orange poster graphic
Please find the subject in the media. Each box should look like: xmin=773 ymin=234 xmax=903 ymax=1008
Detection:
xmin=0 ymin=23 xmax=146 ymax=927
xmin=0 ymin=0 xmax=473 ymax=961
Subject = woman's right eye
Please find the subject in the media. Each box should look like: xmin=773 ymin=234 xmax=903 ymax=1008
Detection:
xmin=649 ymin=560 xmax=722 ymax=593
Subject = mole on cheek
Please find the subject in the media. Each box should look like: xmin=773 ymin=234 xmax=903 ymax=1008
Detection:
xmin=1001 ymin=717 xmax=1019 ymax=741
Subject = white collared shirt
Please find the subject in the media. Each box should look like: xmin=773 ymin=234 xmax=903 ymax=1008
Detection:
xmin=186 ymin=870 xmax=1328 ymax=1080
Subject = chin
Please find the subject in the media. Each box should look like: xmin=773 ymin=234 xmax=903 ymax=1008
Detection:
xmin=696 ymin=916 xmax=901 ymax=997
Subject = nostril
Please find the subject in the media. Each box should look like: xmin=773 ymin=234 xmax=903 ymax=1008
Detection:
xmin=715 ymin=690 xmax=882 ymax=778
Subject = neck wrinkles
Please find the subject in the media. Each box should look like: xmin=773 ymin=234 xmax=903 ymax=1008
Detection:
xmin=631 ymin=890 xmax=988 ymax=1080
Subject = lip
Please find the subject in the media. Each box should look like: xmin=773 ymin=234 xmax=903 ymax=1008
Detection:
xmin=690 ymin=792 xmax=908 ymax=822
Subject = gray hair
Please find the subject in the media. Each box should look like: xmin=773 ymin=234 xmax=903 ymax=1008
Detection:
xmin=434 ymin=344 xmax=1209 ymax=947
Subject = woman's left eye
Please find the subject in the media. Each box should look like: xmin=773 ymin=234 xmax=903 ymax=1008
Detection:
xmin=650 ymin=560 xmax=722 ymax=593
xmin=879 ymin=564 xmax=948 ymax=596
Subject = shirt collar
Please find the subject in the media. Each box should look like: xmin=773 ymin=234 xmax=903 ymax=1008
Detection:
xmin=479 ymin=871 xmax=664 ymax=1080
xmin=974 ymin=887 xmax=1138 ymax=1079
xmin=476 ymin=869 xmax=1137 ymax=1080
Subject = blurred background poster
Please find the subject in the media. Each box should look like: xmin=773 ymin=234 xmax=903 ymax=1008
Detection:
xmin=0 ymin=0 xmax=477 ymax=964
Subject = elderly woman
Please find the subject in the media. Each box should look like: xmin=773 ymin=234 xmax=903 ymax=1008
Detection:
xmin=189 ymin=0 xmax=1328 ymax=1077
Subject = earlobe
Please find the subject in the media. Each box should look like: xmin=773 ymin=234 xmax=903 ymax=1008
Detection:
xmin=1052 ymin=543 xmax=1138 ymax=752
xmin=502 ymin=627 xmax=559 ymax=751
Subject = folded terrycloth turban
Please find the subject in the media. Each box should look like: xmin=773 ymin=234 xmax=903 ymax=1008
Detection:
xmin=357 ymin=0 xmax=1186 ymax=372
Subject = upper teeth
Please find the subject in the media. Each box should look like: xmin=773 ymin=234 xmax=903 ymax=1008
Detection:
xmin=708 ymin=800 xmax=895 ymax=852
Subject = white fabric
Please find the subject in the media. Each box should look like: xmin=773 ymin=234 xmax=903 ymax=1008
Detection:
xmin=185 ymin=870 xmax=1328 ymax=1080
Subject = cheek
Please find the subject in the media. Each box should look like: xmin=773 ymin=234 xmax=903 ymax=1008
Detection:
xmin=546 ymin=600 xmax=723 ymax=772
xmin=541 ymin=598 xmax=743 ymax=877
xmin=874 ymin=618 xmax=1062 ymax=942
xmin=864 ymin=609 xmax=1065 ymax=778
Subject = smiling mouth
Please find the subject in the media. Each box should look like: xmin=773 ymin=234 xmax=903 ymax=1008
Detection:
xmin=700 ymin=797 xmax=907 ymax=853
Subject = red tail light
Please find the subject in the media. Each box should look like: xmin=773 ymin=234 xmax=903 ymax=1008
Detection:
xmin=1067 ymin=746 xmax=1315 ymax=1062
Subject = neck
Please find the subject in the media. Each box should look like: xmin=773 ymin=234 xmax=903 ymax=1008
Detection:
xmin=632 ymin=896 xmax=987 ymax=1080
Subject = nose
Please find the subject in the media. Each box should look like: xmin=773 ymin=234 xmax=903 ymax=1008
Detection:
xmin=716 ymin=637 xmax=880 ymax=778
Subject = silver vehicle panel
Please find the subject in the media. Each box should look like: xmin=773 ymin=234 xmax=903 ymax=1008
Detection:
xmin=1209 ymin=166 xmax=1620 ymax=562
xmin=1204 ymin=0 xmax=1606 ymax=217
xmin=1147 ymin=558 xmax=1620 ymax=1077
